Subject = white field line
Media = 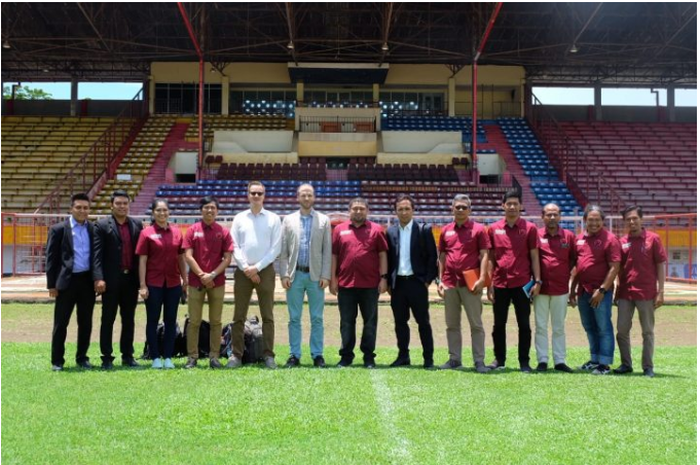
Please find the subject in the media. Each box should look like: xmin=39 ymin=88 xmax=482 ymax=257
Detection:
xmin=370 ymin=370 xmax=414 ymax=464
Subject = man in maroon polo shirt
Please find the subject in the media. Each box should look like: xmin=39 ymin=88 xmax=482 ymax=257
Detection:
xmin=437 ymin=194 xmax=491 ymax=372
xmin=614 ymin=205 xmax=667 ymax=378
xmin=183 ymin=196 xmax=233 ymax=369
xmin=330 ymin=197 xmax=388 ymax=368
xmin=533 ymin=203 xmax=576 ymax=373
xmin=569 ymin=204 xmax=621 ymax=375
xmin=487 ymin=188 xmax=541 ymax=372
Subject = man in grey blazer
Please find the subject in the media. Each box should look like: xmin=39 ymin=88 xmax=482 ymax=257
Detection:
xmin=279 ymin=183 xmax=332 ymax=368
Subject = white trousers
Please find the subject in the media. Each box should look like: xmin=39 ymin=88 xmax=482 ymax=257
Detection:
xmin=533 ymin=294 xmax=568 ymax=365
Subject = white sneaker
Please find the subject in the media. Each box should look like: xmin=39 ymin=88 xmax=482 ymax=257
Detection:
xmin=152 ymin=358 xmax=163 ymax=369
xmin=163 ymin=358 xmax=175 ymax=369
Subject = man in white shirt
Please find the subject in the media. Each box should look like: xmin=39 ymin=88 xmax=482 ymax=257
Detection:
xmin=228 ymin=181 xmax=282 ymax=369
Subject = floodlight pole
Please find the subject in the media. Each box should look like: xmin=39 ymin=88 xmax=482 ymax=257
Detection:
xmin=471 ymin=2 xmax=502 ymax=173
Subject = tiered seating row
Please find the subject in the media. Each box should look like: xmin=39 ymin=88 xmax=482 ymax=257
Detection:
xmin=217 ymin=163 xmax=326 ymax=181
xmin=348 ymin=163 xmax=458 ymax=182
xmin=91 ymin=115 xmax=177 ymax=213
xmin=381 ymin=116 xmax=487 ymax=143
xmin=184 ymin=114 xmax=288 ymax=142
xmin=557 ymin=121 xmax=697 ymax=214
xmin=2 ymin=116 xmax=121 ymax=212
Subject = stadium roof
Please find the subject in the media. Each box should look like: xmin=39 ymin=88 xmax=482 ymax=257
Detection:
xmin=1 ymin=2 xmax=696 ymax=86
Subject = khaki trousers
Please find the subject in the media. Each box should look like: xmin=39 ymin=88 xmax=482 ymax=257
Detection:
xmin=444 ymin=286 xmax=485 ymax=365
xmin=232 ymin=265 xmax=276 ymax=359
xmin=187 ymin=285 xmax=225 ymax=359
xmin=533 ymin=294 xmax=569 ymax=365
xmin=617 ymin=299 xmax=655 ymax=369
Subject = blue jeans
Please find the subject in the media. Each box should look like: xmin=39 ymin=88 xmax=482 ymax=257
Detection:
xmin=145 ymin=284 xmax=181 ymax=359
xmin=578 ymin=291 xmax=614 ymax=365
xmin=286 ymin=271 xmax=325 ymax=359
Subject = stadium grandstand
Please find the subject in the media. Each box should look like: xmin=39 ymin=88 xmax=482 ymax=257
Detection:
xmin=1 ymin=2 xmax=696 ymax=279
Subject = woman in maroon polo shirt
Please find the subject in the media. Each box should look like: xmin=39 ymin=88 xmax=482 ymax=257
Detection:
xmin=136 ymin=199 xmax=187 ymax=369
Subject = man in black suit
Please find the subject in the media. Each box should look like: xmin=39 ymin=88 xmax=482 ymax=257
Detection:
xmin=93 ymin=190 xmax=144 ymax=369
xmin=386 ymin=194 xmax=438 ymax=368
xmin=46 ymin=193 xmax=96 ymax=371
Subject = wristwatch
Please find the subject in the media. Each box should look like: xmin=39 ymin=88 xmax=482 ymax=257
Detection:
xmin=598 ymin=287 xmax=606 ymax=293
xmin=435 ymin=278 xmax=441 ymax=285
xmin=210 ymin=271 xmax=217 ymax=278
xmin=380 ymin=274 xmax=388 ymax=279
xmin=535 ymin=280 xmax=543 ymax=285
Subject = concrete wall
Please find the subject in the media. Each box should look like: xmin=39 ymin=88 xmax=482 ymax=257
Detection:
xmin=211 ymin=130 xmax=293 ymax=153
xmin=382 ymin=131 xmax=462 ymax=153
xmin=169 ymin=151 xmax=197 ymax=174
xmin=477 ymin=153 xmax=504 ymax=176
xmin=151 ymin=62 xmax=290 ymax=84
xmin=376 ymin=153 xmax=454 ymax=165
xmin=541 ymin=105 xmax=697 ymax=123
xmin=297 ymin=132 xmax=377 ymax=157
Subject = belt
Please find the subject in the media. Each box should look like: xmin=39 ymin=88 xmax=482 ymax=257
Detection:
xmin=296 ymin=265 xmax=310 ymax=273
xmin=397 ymin=275 xmax=414 ymax=279
xmin=121 ymin=269 xmax=131 ymax=275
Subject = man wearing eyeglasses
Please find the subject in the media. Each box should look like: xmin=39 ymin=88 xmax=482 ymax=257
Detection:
xmin=228 ymin=181 xmax=281 ymax=369
xmin=437 ymin=194 xmax=491 ymax=372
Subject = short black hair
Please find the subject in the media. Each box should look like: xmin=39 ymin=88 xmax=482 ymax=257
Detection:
xmin=621 ymin=205 xmax=643 ymax=219
xmin=200 ymin=196 xmax=220 ymax=210
xmin=111 ymin=190 xmax=131 ymax=203
xmin=583 ymin=204 xmax=605 ymax=220
xmin=502 ymin=188 xmax=522 ymax=204
xmin=150 ymin=198 xmax=169 ymax=211
xmin=71 ymin=193 xmax=90 ymax=205
xmin=394 ymin=194 xmax=415 ymax=210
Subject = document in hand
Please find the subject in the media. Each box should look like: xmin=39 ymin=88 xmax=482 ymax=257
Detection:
xmin=522 ymin=279 xmax=536 ymax=298
xmin=462 ymin=268 xmax=492 ymax=291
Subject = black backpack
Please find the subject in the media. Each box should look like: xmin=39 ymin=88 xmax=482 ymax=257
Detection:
xmin=183 ymin=317 xmax=211 ymax=359
xmin=242 ymin=316 xmax=264 ymax=364
xmin=220 ymin=323 xmax=234 ymax=359
xmin=142 ymin=321 xmax=186 ymax=359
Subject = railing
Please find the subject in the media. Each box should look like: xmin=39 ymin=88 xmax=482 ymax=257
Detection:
xmin=299 ymin=116 xmax=376 ymax=133
xmin=33 ymin=89 xmax=146 ymax=215
xmin=527 ymin=94 xmax=626 ymax=214
xmin=4 ymin=213 xmax=692 ymax=280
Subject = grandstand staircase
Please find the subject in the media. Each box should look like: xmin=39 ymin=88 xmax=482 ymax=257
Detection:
xmin=481 ymin=123 xmax=541 ymax=215
xmin=132 ymin=122 xmax=198 ymax=214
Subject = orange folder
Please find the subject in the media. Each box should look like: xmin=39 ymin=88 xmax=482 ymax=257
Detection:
xmin=463 ymin=268 xmax=492 ymax=291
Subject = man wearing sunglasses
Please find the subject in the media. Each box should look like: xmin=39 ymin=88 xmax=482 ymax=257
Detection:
xmin=229 ymin=181 xmax=281 ymax=369
xmin=437 ymin=194 xmax=491 ymax=372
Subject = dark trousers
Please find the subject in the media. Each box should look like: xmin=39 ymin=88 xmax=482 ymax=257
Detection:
xmin=493 ymin=286 xmax=532 ymax=365
xmin=145 ymin=284 xmax=181 ymax=359
xmin=390 ymin=277 xmax=434 ymax=362
xmin=338 ymin=287 xmax=379 ymax=363
xmin=51 ymin=272 xmax=96 ymax=366
xmin=100 ymin=273 xmax=139 ymax=363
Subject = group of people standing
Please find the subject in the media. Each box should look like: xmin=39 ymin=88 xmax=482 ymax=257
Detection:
xmin=47 ymin=184 xmax=666 ymax=377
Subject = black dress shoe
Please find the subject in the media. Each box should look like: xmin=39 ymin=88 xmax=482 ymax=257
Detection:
xmin=284 ymin=355 xmax=301 ymax=368
xmin=536 ymin=362 xmax=548 ymax=372
xmin=51 ymin=364 xmax=63 ymax=372
xmin=336 ymin=359 xmax=352 ymax=368
xmin=363 ymin=359 xmax=376 ymax=369
xmin=313 ymin=356 xmax=326 ymax=368
xmin=520 ymin=364 xmax=532 ymax=373
xmin=554 ymin=363 xmax=574 ymax=373
xmin=122 ymin=358 xmax=139 ymax=368
xmin=77 ymin=360 xmax=93 ymax=369
xmin=613 ymin=364 xmax=633 ymax=374
xmin=389 ymin=357 xmax=411 ymax=367
xmin=423 ymin=360 xmax=435 ymax=369
xmin=184 ymin=358 xmax=198 ymax=369
xmin=209 ymin=358 xmax=223 ymax=369
xmin=643 ymin=368 xmax=655 ymax=378
xmin=101 ymin=361 xmax=114 ymax=370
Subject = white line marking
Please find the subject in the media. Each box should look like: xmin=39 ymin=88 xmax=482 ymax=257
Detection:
xmin=370 ymin=370 xmax=414 ymax=464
